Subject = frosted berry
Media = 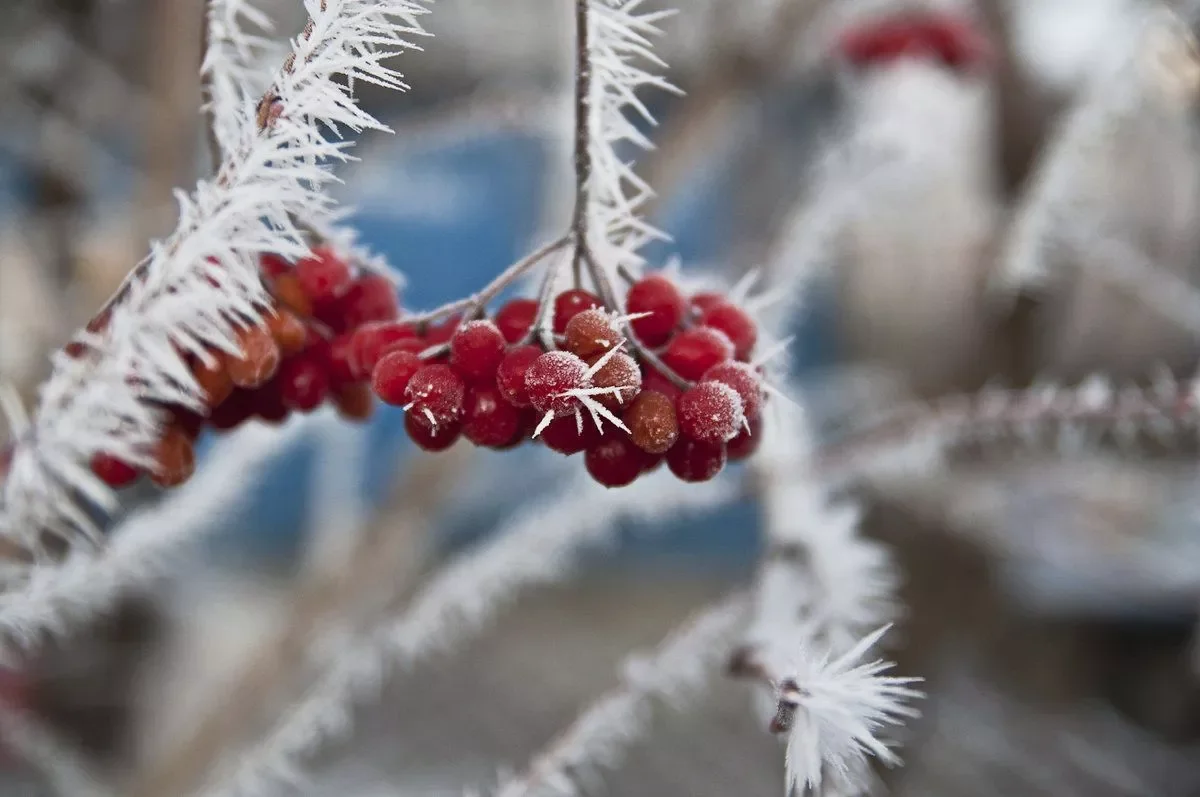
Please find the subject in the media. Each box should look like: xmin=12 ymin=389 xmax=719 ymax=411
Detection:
xmin=151 ymin=426 xmax=196 ymax=488
xmin=585 ymin=435 xmax=645 ymax=488
xmin=406 ymin=364 xmax=466 ymax=428
xmin=589 ymin=351 xmax=642 ymax=410
xmin=192 ymin=354 xmax=234 ymax=408
xmin=623 ymin=390 xmax=679 ymax=455
xmin=526 ymin=351 xmax=590 ymax=417
xmin=271 ymin=272 xmax=313 ymax=317
xmin=553 ymin=289 xmax=601 ymax=334
xmin=91 ymin=453 xmax=139 ymax=489
xmin=689 ymin=292 xmax=724 ymax=317
xmin=353 ymin=322 xmax=418 ymax=379
xmin=662 ymin=327 xmax=734 ymax=381
xmin=278 ymin=355 xmax=329 ymax=412
xmin=702 ymin=361 xmax=763 ymax=419
xmin=339 ymin=273 xmax=399 ymax=327
xmin=496 ymin=345 xmax=542 ymax=407
xmin=540 ymin=413 xmax=603 ymax=456
xmin=727 ymin=414 xmax=762 ymax=461
xmin=626 ymin=275 xmax=686 ymax=346
xmin=494 ymin=298 xmax=539 ymax=343
xmin=450 ymin=320 xmax=507 ymax=383
xmin=463 ymin=384 xmax=524 ymax=448
xmin=405 ymin=413 xmax=461 ymax=452
xmin=676 ymin=381 xmax=745 ymax=444
xmin=333 ymin=382 xmax=375 ymax=421
xmin=701 ymin=302 xmax=757 ymax=360
xmin=267 ymin=310 xmax=308 ymax=356
xmin=372 ymin=349 xmax=423 ymax=406
xmin=666 ymin=438 xmax=726 ymax=483
xmin=564 ymin=309 xmax=621 ymax=359
xmin=296 ymin=246 xmax=351 ymax=302
xmin=226 ymin=325 xmax=280 ymax=388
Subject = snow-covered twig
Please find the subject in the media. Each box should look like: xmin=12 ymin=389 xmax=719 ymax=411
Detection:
xmin=0 ymin=0 xmax=431 ymax=556
xmin=202 ymin=0 xmax=280 ymax=164
xmin=495 ymin=592 xmax=747 ymax=797
xmin=202 ymin=471 xmax=738 ymax=797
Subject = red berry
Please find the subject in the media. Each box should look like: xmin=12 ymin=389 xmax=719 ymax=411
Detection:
xmin=463 ymin=384 xmax=524 ymax=448
xmin=626 ymin=275 xmax=686 ymax=346
xmin=676 ymin=381 xmax=745 ymax=444
xmin=553 ymin=289 xmax=601 ymax=334
xmin=339 ymin=273 xmax=399 ymax=327
xmin=267 ymin=310 xmax=308 ymax=357
xmin=702 ymin=361 xmax=763 ymax=419
xmin=405 ymin=413 xmax=462 ymax=452
xmin=588 ymin=352 xmax=642 ymax=410
xmin=296 ymin=246 xmax=352 ymax=302
xmin=623 ymin=390 xmax=679 ymax=455
xmin=727 ymin=413 xmax=763 ymax=461
xmin=525 ymin=351 xmax=590 ymax=417
xmin=564 ymin=309 xmax=622 ymax=359
xmin=91 ymin=453 xmax=139 ymax=488
xmin=689 ymin=292 xmax=724 ymax=318
xmin=640 ymin=366 xmax=683 ymax=403
xmin=278 ymin=355 xmax=330 ymax=412
xmin=151 ymin=426 xmax=196 ymax=488
xmin=701 ymin=302 xmax=757 ymax=360
xmin=254 ymin=378 xmax=290 ymax=425
xmin=372 ymin=350 xmax=423 ymax=406
xmin=494 ymin=298 xmax=539 ymax=343
xmin=406 ymin=364 xmax=466 ymax=429
xmin=226 ymin=326 xmax=280 ymax=388
xmin=327 ymin=333 xmax=357 ymax=387
xmin=271 ymin=272 xmax=313 ymax=317
xmin=192 ymin=353 xmax=234 ymax=408
xmin=450 ymin=320 xmax=507 ymax=383
xmin=496 ymin=345 xmax=543 ymax=407
xmin=585 ymin=435 xmax=646 ymax=488
xmin=539 ymin=413 xmax=603 ymax=456
xmin=353 ymin=322 xmax=418 ymax=379
xmin=208 ymin=389 xmax=256 ymax=431
xmin=333 ymin=382 xmax=375 ymax=422
xmin=424 ymin=316 xmax=461 ymax=347
xmin=666 ymin=438 xmax=726 ymax=482
xmin=662 ymin=327 xmax=734 ymax=381
xmin=260 ymin=253 xmax=291 ymax=278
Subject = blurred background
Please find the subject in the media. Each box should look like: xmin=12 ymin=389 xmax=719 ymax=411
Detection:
xmin=3 ymin=0 xmax=1200 ymax=795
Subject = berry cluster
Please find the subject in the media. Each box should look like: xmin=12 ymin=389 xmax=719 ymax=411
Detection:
xmin=368 ymin=274 xmax=766 ymax=487
xmin=87 ymin=246 xmax=400 ymax=491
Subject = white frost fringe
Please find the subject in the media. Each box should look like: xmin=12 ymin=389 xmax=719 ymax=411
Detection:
xmin=199 ymin=470 xmax=738 ymax=797
xmin=495 ymin=592 xmax=747 ymax=797
xmin=0 ymin=0 xmax=431 ymax=554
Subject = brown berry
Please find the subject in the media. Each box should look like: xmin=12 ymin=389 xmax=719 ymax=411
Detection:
xmin=623 ymin=390 xmax=679 ymax=455
xmin=151 ymin=426 xmax=196 ymax=488
xmin=564 ymin=309 xmax=622 ymax=359
xmin=225 ymin=325 xmax=281 ymax=388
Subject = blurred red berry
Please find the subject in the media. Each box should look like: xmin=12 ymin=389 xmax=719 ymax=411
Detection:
xmin=278 ymin=355 xmax=330 ymax=412
xmin=539 ymin=413 xmax=603 ymax=455
xmin=463 ymin=384 xmax=524 ymax=448
xmin=327 ymin=332 xmax=358 ymax=386
xmin=333 ymin=382 xmax=375 ymax=421
xmin=372 ymin=350 xmax=423 ymax=406
xmin=339 ymin=273 xmax=399 ymax=327
xmin=91 ymin=453 xmax=139 ymax=489
xmin=666 ymin=437 xmax=726 ymax=483
xmin=296 ymin=246 xmax=352 ymax=302
xmin=259 ymin=253 xmax=291 ymax=278
xmin=151 ymin=426 xmax=196 ymax=488
xmin=424 ymin=316 xmax=461 ymax=347
xmin=353 ymin=322 xmax=418 ymax=379
xmin=626 ymin=275 xmax=685 ymax=346
xmin=494 ymin=298 xmax=539 ymax=343
xmin=585 ymin=435 xmax=645 ymax=487
xmin=689 ymin=292 xmax=724 ymax=318
xmin=726 ymin=414 xmax=763 ymax=461
xmin=496 ymin=345 xmax=543 ymax=407
xmin=662 ymin=327 xmax=733 ymax=381
xmin=701 ymin=302 xmax=757 ymax=360
xmin=405 ymin=413 xmax=461 ymax=452
xmin=267 ymin=310 xmax=308 ymax=356
xmin=226 ymin=326 xmax=280 ymax=388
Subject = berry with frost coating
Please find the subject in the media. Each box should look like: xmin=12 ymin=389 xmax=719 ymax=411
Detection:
xmin=450 ymin=320 xmax=507 ymax=383
xmin=585 ymin=435 xmax=646 ymax=487
xmin=553 ymin=289 xmax=602 ymax=334
xmin=267 ymin=310 xmax=308 ymax=356
xmin=405 ymin=364 xmax=466 ymax=428
xmin=564 ymin=309 xmax=621 ymax=359
xmin=405 ymin=413 xmax=461 ymax=452
xmin=667 ymin=438 xmax=726 ymax=483
xmin=463 ymin=384 xmax=524 ymax=448
xmin=588 ymin=351 xmax=642 ymax=410
xmin=677 ymin=381 xmax=745 ymax=444
xmin=703 ymin=361 xmax=763 ymax=419
xmin=623 ymin=390 xmax=679 ymax=455
xmin=700 ymin=302 xmax=757 ymax=360
xmin=372 ymin=350 xmax=423 ymax=406
xmin=525 ymin=351 xmax=591 ymax=417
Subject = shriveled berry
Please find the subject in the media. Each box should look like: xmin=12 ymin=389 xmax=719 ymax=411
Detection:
xmin=151 ymin=426 xmax=196 ymax=488
xmin=463 ymin=384 xmax=523 ymax=448
xmin=701 ymin=302 xmax=757 ymax=360
xmin=271 ymin=272 xmax=313 ymax=317
xmin=406 ymin=364 xmax=466 ymax=429
xmin=353 ymin=322 xmax=418 ymax=379
xmin=727 ymin=413 xmax=763 ymax=461
xmin=278 ymin=355 xmax=329 ymax=412
xmin=553 ymin=289 xmax=601 ymax=334
xmin=526 ymin=351 xmax=590 ymax=417
xmin=662 ymin=327 xmax=734 ymax=381
xmin=451 ymin=320 xmax=507 ymax=383
xmin=539 ymin=413 xmax=603 ymax=456
xmin=405 ymin=413 xmax=461 ymax=452
xmin=494 ymin=298 xmax=539 ymax=343
xmin=676 ymin=381 xmax=745 ymax=444
xmin=689 ymin=292 xmax=724 ymax=317
xmin=91 ymin=453 xmax=139 ymax=488
xmin=226 ymin=325 xmax=280 ymax=388
xmin=623 ymin=390 xmax=679 ymax=455
xmin=496 ymin=345 xmax=542 ymax=407
xmin=588 ymin=351 xmax=642 ymax=410
xmin=702 ymin=361 xmax=763 ymax=419
xmin=333 ymin=382 xmax=375 ymax=421
xmin=585 ymin=435 xmax=645 ymax=488
xmin=667 ymin=438 xmax=726 ymax=483
xmin=192 ymin=353 xmax=234 ymax=408
xmin=339 ymin=273 xmax=399 ymax=327
xmin=296 ymin=246 xmax=352 ymax=302
xmin=626 ymin=275 xmax=686 ymax=346
xmin=267 ymin=310 xmax=308 ymax=356
xmin=564 ymin=309 xmax=622 ymax=359
xmin=372 ymin=350 xmax=423 ymax=406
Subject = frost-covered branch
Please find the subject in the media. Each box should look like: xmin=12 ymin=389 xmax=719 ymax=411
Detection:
xmin=202 ymin=0 xmax=279 ymax=164
xmin=0 ymin=0 xmax=431 ymax=556
xmin=201 ymin=471 xmax=738 ymax=797
xmin=0 ymin=704 xmax=115 ymax=797
xmin=495 ymin=592 xmax=747 ymax=797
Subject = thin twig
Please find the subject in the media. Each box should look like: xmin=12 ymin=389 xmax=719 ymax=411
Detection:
xmin=570 ymin=0 xmax=593 ymax=286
